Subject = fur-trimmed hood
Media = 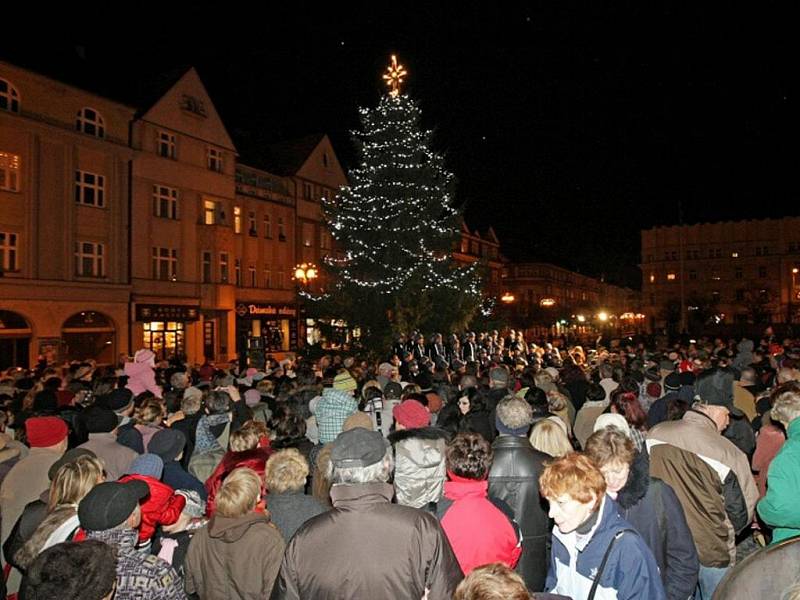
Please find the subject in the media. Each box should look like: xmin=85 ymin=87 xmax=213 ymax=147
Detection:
xmin=615 ymin=448 xmax=650 ymax=509
xmin=387 ymin=426 xmax=451 ymax=445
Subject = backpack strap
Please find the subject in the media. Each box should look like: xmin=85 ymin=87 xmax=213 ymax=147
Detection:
xmin=587 ymin=528 xmax=638 ymax=600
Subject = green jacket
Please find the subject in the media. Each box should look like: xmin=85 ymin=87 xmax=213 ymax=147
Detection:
xmin=758 ymin=418 xmax=800 ymax=544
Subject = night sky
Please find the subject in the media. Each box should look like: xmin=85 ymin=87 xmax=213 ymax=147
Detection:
xmin=3 ymin=3 xmax=793 ymax=289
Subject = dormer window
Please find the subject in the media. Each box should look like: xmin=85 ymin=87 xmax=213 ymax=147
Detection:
xmin=0 ymin=78 xmax=20 ymax=113
xmin=76 ymin=107 xmax=105 ymax=138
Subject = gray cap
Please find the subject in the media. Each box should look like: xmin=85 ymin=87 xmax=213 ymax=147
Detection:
xmin=331 ymin=427 xmax=388 ymax=468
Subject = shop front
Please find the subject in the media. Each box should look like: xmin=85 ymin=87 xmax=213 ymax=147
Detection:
xmin=0 ymin=310 xmax=31 ymax=370
xmin=135 ymin=304 xmax=200 ymax=361
xmin=235 ymin=303 xmax=299 ymax=368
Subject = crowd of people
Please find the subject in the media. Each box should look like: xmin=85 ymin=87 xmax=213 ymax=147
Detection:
xmin=0 ymin=325 xmax=799 ymax=599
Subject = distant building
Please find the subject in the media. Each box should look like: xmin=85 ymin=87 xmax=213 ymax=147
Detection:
xmin=452 ymin=222 xmax=504 ymax=298
xmin=641 ymin=218 xmax=800 ymax=332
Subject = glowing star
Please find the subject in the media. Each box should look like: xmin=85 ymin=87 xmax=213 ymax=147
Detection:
xmin=383 ymin=54 xmax=407 ymax=97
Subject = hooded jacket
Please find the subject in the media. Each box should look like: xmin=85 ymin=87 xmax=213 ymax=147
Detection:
xmin=270 ymin=482 xmax=462 ymax=600
xmin=488 ymin=434 xmax=550 ymax=592
xmin=647 ymin=410 xmax=759 ymax=567
xmin=439 ymin=476 xmax=522 ymax=575
xmin=117 ymin=474 xmax=186 ymax=543
xmin=547 ymin=495 xmax=666 ymax=600
xmin=758 ymin=417 xmax=800 ymax=544
xmin=124 ymin=355 xmax=162 ymax=398
xmin=614 ymin=450 xmax=699 ymax=600
xmin=184 ymin=512 xmax=284 ymax=599
xmin=388 ymin=427 xmax=449 ymax=509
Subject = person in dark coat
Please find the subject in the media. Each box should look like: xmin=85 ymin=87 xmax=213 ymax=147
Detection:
xmin=487 ymin=396 xmax=550 ymax=592
xmin=148 ymin=428 xmax=207 ymax=501
xmin=585 ymin=426 xmax=699 ymax=600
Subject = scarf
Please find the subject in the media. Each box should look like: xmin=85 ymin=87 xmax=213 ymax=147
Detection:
xmin=194 ymin=413 xmax=231 ymax=454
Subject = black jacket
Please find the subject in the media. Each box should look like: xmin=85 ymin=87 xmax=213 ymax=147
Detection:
xmin=488 ymin=435 xmax=550 ymax=592
xmin=615 ymin=450 xmax=699 ymax=600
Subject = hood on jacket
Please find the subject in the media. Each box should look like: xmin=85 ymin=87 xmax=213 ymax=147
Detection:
xmin=124 ymin=361 xmax=154 ymax=378
xmin=207 ymin=512 xmax=272 ymax=543
xmin=387 ymin=426 xmax=450 ymax=445
xmin=316 ymin=388 xmax=358 ymax=413
xmin=615 ymin=449 xmax=650 ymax=509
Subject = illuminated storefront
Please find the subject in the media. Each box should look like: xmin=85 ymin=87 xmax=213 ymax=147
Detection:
xmin=136 ymin=304 xmax=199 ymax=361
xmin=235 ymin=303 xmax=299 ymax=367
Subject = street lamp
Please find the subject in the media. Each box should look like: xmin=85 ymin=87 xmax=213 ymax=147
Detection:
xmin=293 ymin=263 xmax=318 ymax=286
xmin=500 ymin=292 xmax=515 ymax=304
xmin=790 ymin=267 xmax=799 ymax=324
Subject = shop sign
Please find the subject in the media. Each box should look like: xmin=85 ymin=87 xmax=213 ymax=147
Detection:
xmin=136 ymin=304 xmax=199 ymax=322
xmin=236 ymin=304 xmax=297 ymax=318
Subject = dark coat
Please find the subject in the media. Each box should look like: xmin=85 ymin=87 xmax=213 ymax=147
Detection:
xmin=266 ymin=490 xmax=327 ymax=542
xmin=270 ymin=482 xmax=462 ymax=599
xmin=162 ymin=461 xmax=207 ymax=501
xmin=615 ymin=450 xmax=700 ymax=600
xmin=488 ymin=435 xmax=550 ymax=592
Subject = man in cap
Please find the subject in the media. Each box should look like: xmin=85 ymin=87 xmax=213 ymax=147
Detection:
xmin=79 ymin=480 xmax=185 ymax=598
xmin=78 ymin=405 xmax=138 ymax=481
xmin=647 ymin=372 xmax=758 ymax=600
xmin=271 ymin=427 xmax=462 ymax=599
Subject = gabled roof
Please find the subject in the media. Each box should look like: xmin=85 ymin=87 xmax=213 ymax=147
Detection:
xmin=251 ymin=133 xmax=327 ymax=176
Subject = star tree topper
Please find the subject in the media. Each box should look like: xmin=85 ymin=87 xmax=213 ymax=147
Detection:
xmin=382 ymin=54 xmax=407 ymax=97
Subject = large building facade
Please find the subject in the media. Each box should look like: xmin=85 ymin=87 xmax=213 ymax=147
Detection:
xmin=0 ymin=61 xmax=348 ymax=369
xmin=641 ymin=218 xmax=800 ymax=332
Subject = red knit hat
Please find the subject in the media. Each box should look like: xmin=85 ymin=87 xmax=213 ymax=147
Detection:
xmin=392 ymin=399 xmax=430 ymax=430
xmin=26 ymin=416 xmax=68 ymax=448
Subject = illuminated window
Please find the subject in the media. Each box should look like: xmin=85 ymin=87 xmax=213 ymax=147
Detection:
xmin=234 ymin=206 xmax=242 ymax=233
xmin=152 ymin=247 xmax=177 ymax=281
xmin=158 ymin=131 xmax=176 ymax=159
xmin=0 ymin=231 xmax=19 ymax=271
xmin=75 ymin=170 xmax=105 ymax=207
xmin=152 ymin=185 xmax=178 ymax=219
xmin=207 ymin=147 xmax=223 ymax=172
xmin=76 ymin=108 xmax=105 ymax=138
xmin=0 ymin=78 xmax=20 ymax=113
xmin=204 ymin=199 xmax=218 ymax=225
xmin=74 ymin=241 xmax=105 ymax=277
xmin=649 ymin=274 xmax=655 ymax=283
xmin=731 ymin=251 xmax=739 ymax=258
xmin=0 ymin=152 xmax=20 ymax=191
xmin=667 ymin=273 xmax=676 ymax=281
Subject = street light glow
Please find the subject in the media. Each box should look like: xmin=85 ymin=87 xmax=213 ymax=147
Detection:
xmin=598 ymin=312 xmax=608 ymax=322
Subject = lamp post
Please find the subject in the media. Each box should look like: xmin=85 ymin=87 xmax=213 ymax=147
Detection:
xmin=790 ymin=267 xmax=798 ymax=324
xmin=293 ymin=263 xmax=318 ymax=287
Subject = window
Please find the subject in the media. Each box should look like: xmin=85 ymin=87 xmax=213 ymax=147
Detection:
xmin=471 ymin=241 xmax=479 ymax=255
xmin=75 ymin=170 xmax=105 ymax=207
xmin=712 ymin=291 xmax=721 ymax=302
xmin=234 ymin=206 xmax=242 ymax=234
xmin=76 ymin=108 xmax=105 ymax=138
xmin=248 ymin=264 xmax=256 ymax=287
xmin=460 ymin=239 xmax=468 ymax=253
xmin=303 ymin=222 xmax=314 ymax=248
xmin=759 ymin=266 xmax=768 ymax=278
xmin=276 ymin=270 xmax=285 ymax=289
xmin=158 ymin=132 xmax=176 ymax=159
xmin=649 ymin=294 xmax=655 ymax=305
xmin=152 ymin=247 xmax=177 ymax=281
xmin=323 ymin=153 xmax=329 ymax=168
xmin=264 ymin=268 xmax=272 ymax=288
xmin=0 ymin=78 xmax=20 ymax=113
xmin=303 ymin=183 xmax=312 ymax=199
xmin=202 ymin=251 xmax=212 ymax=283
xmin=0 ymin=232 xmax=18 ymax=271
xmin=671 ymin=251 xmax=678 ymax=260
xmin=320 ymin=230 xmax=332 ymax=250
xmin=219 ymin=253 xmax=229 ymax=283
xmin=732 ymin=251 xmax=739 ymax=258
xmin=736 ymin=289 xmax=745 ymax=302
xmin=667 ymin=273 xmax=676 ymax=281
xmin=735 ymin=267 xmax=743 ymax=279
xmin=711 ymin=271 xmax=720 ymax=281
xmin=278 ymin=217 xmax=286 ymax=241
xmin=263 ymin=214 xmax=272 ymax=238
xmin=152 ymin=185 xmax=178 ymax=219
xmin=204 ymin=199 xmax=219 ymax=225
xmin=0 ymin=152 xmax=20 ymax=192
xmin=248 ymin=211 xmax=256 ymax=236
xmin=235 ymin=259 xmax=242 ymax=286
xmin=689 ymin=270 xmax=697 ymax=280
xmin=74 ymin=241 xmax=105 ymax=277
xmin=207 ymin=147 xmax=223 ymax=172
xmin=714 ymin=249 xmax=722 ymax=258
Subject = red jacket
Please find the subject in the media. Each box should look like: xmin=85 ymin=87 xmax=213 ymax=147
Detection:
xmin=440 ymin=476 xmax=522 ymax=575
xmin=205 ymin=446 xmax=272 ymax=517
xmin=118 ymin=474 xmax=186 ymax=543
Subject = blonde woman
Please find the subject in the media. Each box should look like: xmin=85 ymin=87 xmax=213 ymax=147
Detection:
xmin=529 ymin=418 xmax=572 ymax=458
xmin=264 ymin=449 xmax=326 ymax=541
xmin=13 ymin=453 xmax=105 ymax=571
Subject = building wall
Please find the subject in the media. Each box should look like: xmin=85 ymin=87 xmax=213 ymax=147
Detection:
xmin=452 ymin=224 xmax=504 ymax=297
xmin=0 ymin=62 xmax=134 ymax=367
xmin=641 ymin=218 xmax=800 ymax=329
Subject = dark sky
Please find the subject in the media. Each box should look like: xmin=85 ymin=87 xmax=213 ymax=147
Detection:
xmin=4 ymin=3 xmax=794 ymax=288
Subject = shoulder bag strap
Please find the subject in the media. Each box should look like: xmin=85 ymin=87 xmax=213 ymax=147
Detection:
xmin=587 ymin=528 xmax=637 ymax=600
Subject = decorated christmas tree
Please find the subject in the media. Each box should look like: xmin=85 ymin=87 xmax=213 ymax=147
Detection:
xmin=313 ymin=56 xmax=482 ymax=351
